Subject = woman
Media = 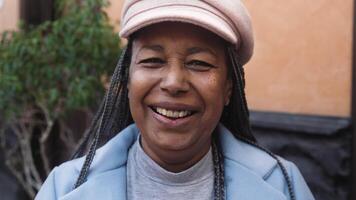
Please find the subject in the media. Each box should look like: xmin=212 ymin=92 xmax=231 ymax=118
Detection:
xmin=36 ymin=0 xmax=314 ymax=199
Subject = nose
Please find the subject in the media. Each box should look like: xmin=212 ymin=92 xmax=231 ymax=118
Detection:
xmin=160 ymin=62 xmax=190 ymax=96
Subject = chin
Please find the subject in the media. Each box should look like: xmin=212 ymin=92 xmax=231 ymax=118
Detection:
xmin=152 ymin=130 xmax=199 ymax=151
xmin=157 ymin=133 xmax=194 ymax=150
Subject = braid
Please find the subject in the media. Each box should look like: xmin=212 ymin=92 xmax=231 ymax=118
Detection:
xmin=220 ymin=46 xmax=254 ymax=142
xmin=222 ymin=47 xmax=296 ymax=200
xmin=212 ymin=135 xmax=225 ymax=200
xmin=73 ymin=42 xmax=132 ymax=188
xmin=71 ymin=96 xmax=105 ymax=159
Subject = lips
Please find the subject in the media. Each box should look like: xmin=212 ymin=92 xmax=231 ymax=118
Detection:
xmin=152 ymin=107 xmax=193 ymax=119
xmin=149 ymin=102 xmax=199 ymax=121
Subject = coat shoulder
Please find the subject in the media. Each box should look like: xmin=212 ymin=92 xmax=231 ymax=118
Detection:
xmin=218 ymin=124 xmax=314 ymax=200
xmin=218 ymin=124 xmax=278 ymax=177
xmin=35 ymin=124 xmax=139 ymax=200
xmin=35 ymin=159 xmax=82 ymax=200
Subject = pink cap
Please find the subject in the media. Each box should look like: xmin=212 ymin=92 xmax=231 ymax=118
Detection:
xmin=120 ymin=0 xmax=254 ymax=65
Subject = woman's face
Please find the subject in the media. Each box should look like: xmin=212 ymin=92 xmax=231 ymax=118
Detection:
xmin=128 ymin=22 xmax=231 ymax=170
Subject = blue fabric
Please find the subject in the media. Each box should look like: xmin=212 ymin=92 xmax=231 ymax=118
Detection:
xmin=35 ymin=124 xmax=315 ymax=200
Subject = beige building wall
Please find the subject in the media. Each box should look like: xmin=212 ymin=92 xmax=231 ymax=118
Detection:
xmin=0 ymin=0 xmax=121 ymax=33
xmin=242 ymin=0 xmax=353 ymax=117
xmin=106 ymin=0 xmax=124 ymax=32
xmin=0 ymin=0 xmax=20 ymax=32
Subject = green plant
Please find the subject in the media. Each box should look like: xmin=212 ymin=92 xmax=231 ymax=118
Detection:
xmin=0 ymin=0 xmax=121 ymax=198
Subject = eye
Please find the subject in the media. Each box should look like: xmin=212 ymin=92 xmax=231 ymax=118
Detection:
xmin=138 ymin=58 xmax=165 ymax=64
xmin=138 ymin=58 xmax=166 ymax=68
xmin=185 ymin=60 xmax=216 ymax=71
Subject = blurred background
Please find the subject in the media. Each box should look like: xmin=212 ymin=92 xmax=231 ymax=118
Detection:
xmin=0 ymin=0 xmax=354 ymax=199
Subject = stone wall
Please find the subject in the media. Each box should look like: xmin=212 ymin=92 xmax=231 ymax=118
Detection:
xmin=251 ymin=111 xmax=352 ymax=200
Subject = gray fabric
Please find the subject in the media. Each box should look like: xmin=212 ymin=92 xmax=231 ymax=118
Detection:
xmin=126 ymin=137 xmax=214 ymax=200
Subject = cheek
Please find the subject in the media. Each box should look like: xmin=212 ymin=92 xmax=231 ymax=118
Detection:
xmin=194 ymin=73 xmax=227 ymax=111
xmin=128 ymin=69 xmax=151 ymax=99
xmin=128 ymin=70 xmax=150 ymax=115
xmin=128 ymin=68 xmax=161 ymax=118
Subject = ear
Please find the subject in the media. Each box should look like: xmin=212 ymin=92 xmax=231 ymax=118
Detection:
xmin=224 ymin=79 xmax=232 ymax=106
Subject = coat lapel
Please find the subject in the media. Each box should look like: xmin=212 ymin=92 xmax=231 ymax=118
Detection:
xmin=59 ymin=167 xmax=127 ymax=200
xmin=218 ymin=124 xmax=287 ymax=200
xmin=225 ymin=160 xmax=287 ymax=200
xmin=59 ymin=124 xmax=140 ymax=200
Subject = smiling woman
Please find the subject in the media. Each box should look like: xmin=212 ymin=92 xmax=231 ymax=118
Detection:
xmin=35 ymin=0 xmax=315 ymax=200
xmin=129 ymin=23 xmax=231 ymax=173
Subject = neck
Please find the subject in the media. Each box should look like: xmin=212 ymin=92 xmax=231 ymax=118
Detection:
xmin=140 ymin=137 xmax=211 ymax=173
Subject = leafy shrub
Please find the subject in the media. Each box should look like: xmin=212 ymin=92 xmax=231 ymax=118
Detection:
xmin=0 ymin=0 xmax=121 ymax=198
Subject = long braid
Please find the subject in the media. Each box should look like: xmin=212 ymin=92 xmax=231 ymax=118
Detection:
xmin=74 ymin=43 xmax=132 ymax=188
xmin=220 ymin=47 xmax=255 ymax=142
xmin=213 ymin=135 xmax=225 ymax=200
xmin=74 ymin=96 xmax=107 ymax=188
xmin=223 ymin=47 xmax=296 ymax=200
xmin=227 ymin=48 xmax=248 ymax=128
xmin=228 ymin=47 xmax=249 ymax=117
xmin=71 ymin=97 xmax=105 ymax=159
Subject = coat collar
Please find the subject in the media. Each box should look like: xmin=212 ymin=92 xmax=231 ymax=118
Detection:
xmin=61 ymin=125 xmax=140 ymax=200
xmin=62 ymin=124 xmax=286 ymax=200
xmin=218 ymin=124 xmax=286 ymax=200
xmin=72 ymin=124 xmax=140 ymax=174
xmin=218 ymin=124 xmax=277 ymax=178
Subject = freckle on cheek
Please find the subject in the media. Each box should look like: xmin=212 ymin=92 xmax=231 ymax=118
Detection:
xmin=206 ymin=75 xmax=218 ymax=86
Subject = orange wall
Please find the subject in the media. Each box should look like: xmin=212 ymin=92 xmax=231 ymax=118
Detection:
xmin=242 ymin=0 xmax=353 ymax=117
xmin=106 ymin=0 xmax=124 ymax=32
xmin=0 ymin=0 xmax=20 ymax=32
xmin=108 ymin=0 xmax=353 ymax=117
xmin=2 ymin=0 xmax=352 ymax=117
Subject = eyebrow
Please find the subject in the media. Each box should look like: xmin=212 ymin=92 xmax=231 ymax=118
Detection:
xmin=187 ymin=47 xmax=217 ymax=57
xmin=138 ymin=45 xmax=217 ymax=57
xmin=140 ymin=45 xmax=164 ymax=52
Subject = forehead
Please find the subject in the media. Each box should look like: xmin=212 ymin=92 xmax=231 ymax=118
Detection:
xmin=132 ymin=22 xmax=227 ymax=51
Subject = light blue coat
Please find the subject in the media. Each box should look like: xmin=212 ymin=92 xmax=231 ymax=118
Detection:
xmin=35 ymin=124 xmax=315 ymax=200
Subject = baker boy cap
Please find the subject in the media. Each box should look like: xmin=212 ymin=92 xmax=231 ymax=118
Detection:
xmin=120 ymin=0 xmax=254 ymax=65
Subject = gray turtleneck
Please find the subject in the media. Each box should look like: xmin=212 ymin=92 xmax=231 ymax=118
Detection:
xmin=126 ymin=137 xmax=214 ymax=200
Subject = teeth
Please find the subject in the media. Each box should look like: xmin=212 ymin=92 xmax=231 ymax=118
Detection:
xmin=154 ymin=107 xmax=191 ymax=118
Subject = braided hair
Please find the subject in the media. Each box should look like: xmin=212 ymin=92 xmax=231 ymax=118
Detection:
xmin=71 ymin=40 xmax=295 ymax=200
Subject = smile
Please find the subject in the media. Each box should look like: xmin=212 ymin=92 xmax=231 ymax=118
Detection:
xmin=151 ymin=107 xmax=194 ymax=119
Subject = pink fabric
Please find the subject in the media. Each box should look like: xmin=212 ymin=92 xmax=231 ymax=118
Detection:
xmin=120 ymin=0 xmax=254 ymax=65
